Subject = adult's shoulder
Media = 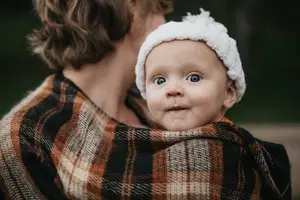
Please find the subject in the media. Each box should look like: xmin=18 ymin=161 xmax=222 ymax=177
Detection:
xmin=0 ymin=97 xmax=69 ymax=200
xmin=0 ymin=74 xmax=73 ymax=143
xmin=0 ymin=74 xmax=74 ymax=199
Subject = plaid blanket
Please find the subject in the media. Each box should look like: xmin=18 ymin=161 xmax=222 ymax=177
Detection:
xmin=0 ymin=72 xmax=291 ymax=200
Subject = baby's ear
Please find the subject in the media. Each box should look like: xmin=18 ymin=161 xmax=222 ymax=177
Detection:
xmin=223 ymin=81 xmax=237 ymax=110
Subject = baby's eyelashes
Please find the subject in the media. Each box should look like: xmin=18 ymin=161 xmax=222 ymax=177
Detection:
xmin=151 ymin=73 xmax=202 ymax=85
xmin=154 ymin=77 xmax=166 ymax=85
xmin=186 ymin=74 xmax=202 ymax=82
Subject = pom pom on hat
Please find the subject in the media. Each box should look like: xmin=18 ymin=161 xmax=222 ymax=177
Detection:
xmin=135 ymin=8 xmax=246 ymax=102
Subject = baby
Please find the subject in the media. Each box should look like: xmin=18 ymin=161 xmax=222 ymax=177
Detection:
xmin=135 ymin=9 xmax=245 ymax=131
xmin=134 ymin=11 xmax=292 ymax=199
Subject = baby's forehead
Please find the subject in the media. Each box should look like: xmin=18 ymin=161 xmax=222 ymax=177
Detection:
xmin=144 ymin=40 xmax=226 ymax=74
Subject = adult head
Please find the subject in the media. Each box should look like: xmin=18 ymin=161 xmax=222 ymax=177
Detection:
xmin=29 ymin=0 xmax=173 ymax=69
xmin=28 ymin=0 xmax=173 ymax=126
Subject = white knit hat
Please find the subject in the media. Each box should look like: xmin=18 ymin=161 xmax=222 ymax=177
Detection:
xmin=135 ymin=8 xmax=246 ymax=102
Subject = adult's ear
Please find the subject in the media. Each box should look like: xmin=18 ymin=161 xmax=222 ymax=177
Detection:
xmin=223 ymin=81 xmax=237 ymax=110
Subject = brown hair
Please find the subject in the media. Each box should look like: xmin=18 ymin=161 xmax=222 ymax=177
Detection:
xmin=28 ymin=0 xmax=173 ymax=69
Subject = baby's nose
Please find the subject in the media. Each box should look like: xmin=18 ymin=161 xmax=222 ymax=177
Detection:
xmin=166 ymin=87 xmax=184 ymax=98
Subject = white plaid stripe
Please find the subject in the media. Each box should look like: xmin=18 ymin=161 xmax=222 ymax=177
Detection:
xmin=164 ymin=139 xmax=211 ymax=199
xmin=187 ymin=140 xmax=211 ymax=197
xmin=57 ymin=102 xmax=109 ymax=199
xmin=166 ymin=141 xmax=188 ymax=199
xmin=187 ymin=139 xmax=211 ymax=172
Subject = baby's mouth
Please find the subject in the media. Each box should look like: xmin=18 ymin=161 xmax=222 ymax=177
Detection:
xmin=166 ymin=106 xmax=189 ymax=112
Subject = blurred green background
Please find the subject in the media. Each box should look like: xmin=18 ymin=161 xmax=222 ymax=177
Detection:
xmin=1 ymin=0 xmax=299 ymax=123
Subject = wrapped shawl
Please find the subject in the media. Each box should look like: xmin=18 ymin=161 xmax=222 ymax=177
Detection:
xmin=0 ymin=72 xmax=291 ymax=200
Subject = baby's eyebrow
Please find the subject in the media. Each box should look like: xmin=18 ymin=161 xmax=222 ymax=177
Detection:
xmin=145 ymin=65 xmax=166 ymax=78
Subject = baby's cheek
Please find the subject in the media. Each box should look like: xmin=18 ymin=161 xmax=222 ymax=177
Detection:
xmin=146 ymin=87 xmax=166 ymax=119
xmin=190 ymin=89 xmax=215 ymax=103
xmin=147 ymin=99 xmax=162 ymax=116
xmin=146 ymin=100 xmax=163 ymax=121
xmin=146 ymin=88 xmax=163 ymax=105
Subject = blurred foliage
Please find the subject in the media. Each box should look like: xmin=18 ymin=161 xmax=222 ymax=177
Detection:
xmin=1 ymin=0 xmax=300 ymax=123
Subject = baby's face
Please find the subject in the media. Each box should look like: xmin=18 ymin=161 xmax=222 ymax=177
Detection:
xmin=145 ymin=40 xmax=234 ymax=131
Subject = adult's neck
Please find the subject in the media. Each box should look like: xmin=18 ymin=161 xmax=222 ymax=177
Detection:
xmin=63 ymin=40 xmax=140 ymax=124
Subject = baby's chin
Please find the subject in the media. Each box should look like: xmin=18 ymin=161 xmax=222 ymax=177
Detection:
xmin=160 ymin=120 xmax=204 ymax=131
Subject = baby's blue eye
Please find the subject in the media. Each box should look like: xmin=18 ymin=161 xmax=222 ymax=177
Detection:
xmin=187 ymin=74 xmax=201 ymax=82
xmin=154 ymin=77 xmax=166 ymax=85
